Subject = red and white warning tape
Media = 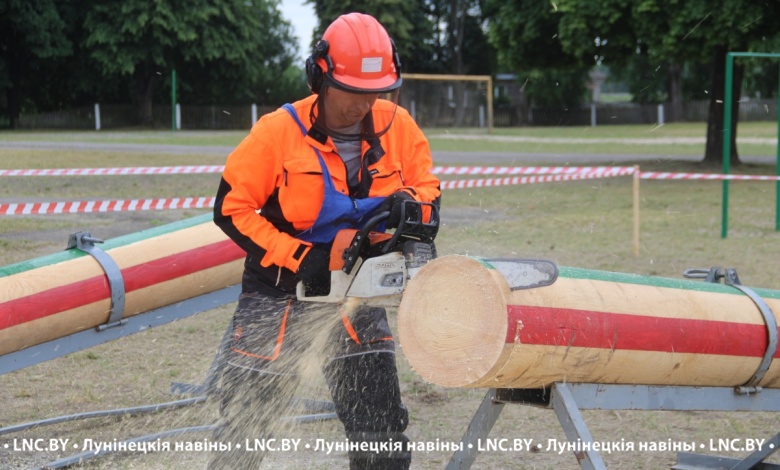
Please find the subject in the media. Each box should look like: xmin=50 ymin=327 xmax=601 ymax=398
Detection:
xmin=639 ymin=172 xmax=780 ymax=181
xmin=440 ymin=169 xmax=633 ymax=189
xmin=2 ymin=165 xmax=778 ymax=215
xmin=0 ymin=170 xmax=630 ymax=215
xmin=4 ymin=164 xmax=779 ymax=180
xmin=0 ymin=198 xmax=215 ymax=215
xmin=0 ymin=166 xmax=225 ymax=176
xmin=1 ymin=165 xmax=623 ymax=177
xmin=432 ymin=166 xmax=625 ymax=176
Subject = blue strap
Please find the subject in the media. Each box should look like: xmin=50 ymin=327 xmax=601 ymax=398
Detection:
xmin=282 ymin=103 xmax=334 ymax=183
xmin=279 ymin=103 xmax=386 ymax=244
xmin=282 ymin=103 xmax=307 ymax=135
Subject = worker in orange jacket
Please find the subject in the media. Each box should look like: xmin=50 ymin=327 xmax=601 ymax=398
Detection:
xmin=210 ymin=12 xmax=441 ymax=469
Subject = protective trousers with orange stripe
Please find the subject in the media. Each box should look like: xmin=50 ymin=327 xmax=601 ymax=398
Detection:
xmin=208 ymin=292 xmax=411 ymax=469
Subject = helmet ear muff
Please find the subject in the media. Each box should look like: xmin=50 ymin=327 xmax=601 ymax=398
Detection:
xmin=305 ymin=40 xmax=333 ymax=94
xmin=390 ymin=39 xmax=402 ymax=78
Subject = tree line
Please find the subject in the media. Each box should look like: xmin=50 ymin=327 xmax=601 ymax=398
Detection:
xmin=2 ymin=0 xmax=778 ymax=162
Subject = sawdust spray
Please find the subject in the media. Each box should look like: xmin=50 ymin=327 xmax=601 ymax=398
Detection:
xmin=205 ymin=298 xmax=363 ymax=469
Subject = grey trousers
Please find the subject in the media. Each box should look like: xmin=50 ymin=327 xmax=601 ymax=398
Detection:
xmin=208 ymin=293 xmax=411 ymax=469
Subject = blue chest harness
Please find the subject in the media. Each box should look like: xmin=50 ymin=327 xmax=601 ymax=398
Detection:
xmin=282 ymin=103 xmax=385 ymax=244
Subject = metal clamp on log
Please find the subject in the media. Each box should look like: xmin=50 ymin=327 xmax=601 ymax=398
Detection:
xmin=67 ymin=232 xmax=127 ymax=331
xmin=684 ymin=267 xmax=778 ymax=394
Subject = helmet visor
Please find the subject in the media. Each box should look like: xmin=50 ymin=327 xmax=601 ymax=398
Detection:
xmin=325 ymin=71 xmax=403 ymax=94
xmin=310 ymin=86 xmax=400 ymax=142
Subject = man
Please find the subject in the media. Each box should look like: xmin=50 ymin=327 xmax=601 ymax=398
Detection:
xmin=211 ymin=12 xmax=441 ymax=469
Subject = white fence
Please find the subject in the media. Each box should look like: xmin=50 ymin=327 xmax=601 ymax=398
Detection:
xmin=16 ymin=99 xmax=779 ymax=130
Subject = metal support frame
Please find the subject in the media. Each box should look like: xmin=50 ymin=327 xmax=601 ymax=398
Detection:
xmin=66 ymin=231 xmax=127 ymax=330
xmin=684 ymin=266 xmax=779 ymax=393
xmin=447 ymin=384 xmax=780 ymax=469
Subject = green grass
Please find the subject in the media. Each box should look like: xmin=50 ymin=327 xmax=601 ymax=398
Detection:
xmin=0 ymin=148 xmax=227 ymax=168
xmin=425 ymin=122 xmax=778 ymax=155
xmin=0 ymin=130 xmax=247 ymax=147
xmin=428 ymin=138 xmax=714 ymax=155
xmin=1 ymin=122 xmax=777 ymax=156
xmin=437 ymin=176 xmax=780 ymax=289
xmin=2 ymin=121 xmax=774 ymax=141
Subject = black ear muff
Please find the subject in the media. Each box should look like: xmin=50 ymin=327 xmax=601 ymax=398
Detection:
xmin=306 ymin=40 xmax=331 ymax=94
xmin=390 ymin=39 xmax=402 ymax=78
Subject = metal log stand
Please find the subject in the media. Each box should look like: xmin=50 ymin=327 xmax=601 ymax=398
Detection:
xmin=447 ymin=267 xmax=780 ymax=470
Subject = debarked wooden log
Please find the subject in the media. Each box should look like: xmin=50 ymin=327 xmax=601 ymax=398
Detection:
xmin=0 ymin=214 xmax=244 ymax=356
xmin=398 ymin=255 xmax=780 ymax=389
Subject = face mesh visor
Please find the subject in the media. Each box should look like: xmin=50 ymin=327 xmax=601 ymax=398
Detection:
xmin=309 ymin=86 xmax=400 ymax=142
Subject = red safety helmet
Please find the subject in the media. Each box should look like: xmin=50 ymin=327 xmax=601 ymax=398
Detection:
xmin=306 ymin=13 xmax=402 ymax=94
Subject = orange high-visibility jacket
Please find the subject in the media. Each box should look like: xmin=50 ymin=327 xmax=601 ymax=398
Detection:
xmin=214 ymin=94 xmax=441 ymax=295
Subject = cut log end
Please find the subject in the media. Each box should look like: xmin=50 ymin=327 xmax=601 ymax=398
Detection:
xmin=398 ymin=255 xmax=508 ymax=388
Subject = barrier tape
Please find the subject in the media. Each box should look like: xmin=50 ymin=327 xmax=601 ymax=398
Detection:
xmin=0 ymin=166 xmax=225 ymax=176
xmin=2 ymin=166 xmax=778 ymax=215
xmin=1 ymin=165 xmax=624 ymax=177
xmin=440 ymin=169 xmax=634 ymax=189
xmin=1 ymin=171 xmax=629 ymax=215
xmin=434 ymin=166 xmax=625 ymax=175
xmin=1 ymin=198 xmax=215 ymax=215
xmin=4 ymin=164 xmax=779 ymax=180
xmin=639 ymin=172 xmax=780 ymax=181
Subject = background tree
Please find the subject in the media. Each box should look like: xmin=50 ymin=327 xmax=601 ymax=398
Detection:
xmin=307 ymin=0 xmax=494 ymax=75
xmin=0 ymin=0 xmax=72 ymax=128
xmin=83 ymin=0 xmax=298 ymax=125
xmin=484 ymin=0 xmax=589 ymax=109
xmin=552 ymin=0 xmax=780 ymax=165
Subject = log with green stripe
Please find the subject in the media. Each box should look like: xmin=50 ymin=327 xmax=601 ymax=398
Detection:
xmin=0 ymin=214 xmax=244 ymax=356
xmin=398 ymin=255 xmax=780 ymax=389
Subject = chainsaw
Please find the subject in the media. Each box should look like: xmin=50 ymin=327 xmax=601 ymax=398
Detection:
xmin=296 ymin=200 xmax=559 ymax=306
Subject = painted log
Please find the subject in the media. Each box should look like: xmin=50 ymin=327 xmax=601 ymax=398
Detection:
xmin=398 ymin=255 xmax=780 ymax=389
xmin=0 ymin=214 xmax=244 ymax=356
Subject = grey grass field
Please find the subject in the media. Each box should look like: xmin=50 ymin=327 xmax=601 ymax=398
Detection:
xmin=0 ymin=124 xmax=779 ymax=469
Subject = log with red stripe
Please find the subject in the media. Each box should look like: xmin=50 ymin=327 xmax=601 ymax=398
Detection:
xmin=0 ymin=214 xmax=245 ymax=356
xmin=398 ymin=255 xmax=780 ymax=389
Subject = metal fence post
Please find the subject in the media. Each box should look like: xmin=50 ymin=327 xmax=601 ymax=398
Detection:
xmin=721 ymin=53 xmax=734 ymax=239
xmin=94 ymin=103 xmax=101 ymax=131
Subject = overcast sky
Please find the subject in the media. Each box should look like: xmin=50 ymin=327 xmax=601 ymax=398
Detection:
xmin=279 ymin=0 xmax=318 ymax=62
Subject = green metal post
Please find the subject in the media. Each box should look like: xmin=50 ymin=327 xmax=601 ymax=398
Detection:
xmin=776 ymin=63 xmax=780 ymax=231
xmin=721 ymin=54 xmax=734 ymax=239
xmin=171 ymin=69 xmax=177 ymax=131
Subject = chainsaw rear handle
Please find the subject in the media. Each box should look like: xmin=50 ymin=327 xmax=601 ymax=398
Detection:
xmin=341 ymin=201 xmax=439 ymax=275
xmin=381 ymin=200 xmax=438 ymax=253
